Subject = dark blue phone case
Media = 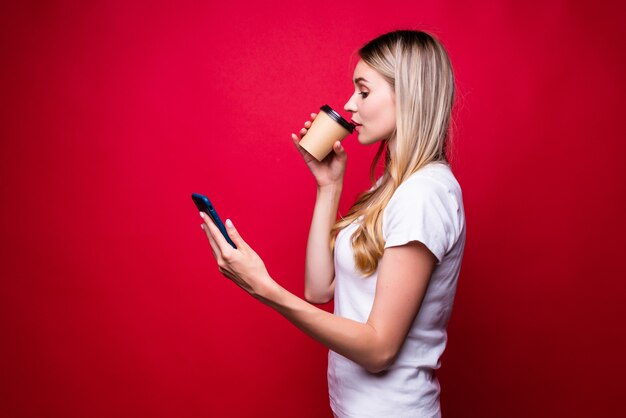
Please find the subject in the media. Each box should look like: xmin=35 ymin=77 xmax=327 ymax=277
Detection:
xmin=192 ymin=193 xmax=237 ymax=249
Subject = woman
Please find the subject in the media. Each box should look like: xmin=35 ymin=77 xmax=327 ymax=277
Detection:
xmin=200 ymin=30 xmax=466 ymax=418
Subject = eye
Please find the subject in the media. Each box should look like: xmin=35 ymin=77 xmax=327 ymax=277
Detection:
xmin=358 ymin=91 xmax=369 ymax=99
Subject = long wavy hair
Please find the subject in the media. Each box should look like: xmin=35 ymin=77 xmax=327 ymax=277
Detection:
xmin=330 ymin=30 xmax=456 ymax=276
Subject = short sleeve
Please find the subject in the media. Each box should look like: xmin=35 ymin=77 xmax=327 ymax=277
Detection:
xmin=382 ymin=175 xmax=462 ymax=262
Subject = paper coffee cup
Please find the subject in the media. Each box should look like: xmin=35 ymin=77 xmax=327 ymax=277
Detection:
xmin=299 ymin=105 xmax=356 ymax=161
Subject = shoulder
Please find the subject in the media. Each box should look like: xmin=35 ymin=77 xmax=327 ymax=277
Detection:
xmin=389 ymin=162 xmax=462 ymax=208
xmin=382 ymin=162 xmax=465 ymax=260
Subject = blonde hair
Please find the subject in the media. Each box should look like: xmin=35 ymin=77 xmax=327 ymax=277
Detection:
xmin=330 ymin=30 xmax=456 ymax=276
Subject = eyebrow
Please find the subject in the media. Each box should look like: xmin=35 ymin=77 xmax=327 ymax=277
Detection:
xmin=353 ymin=77 xmax=369 ymax=85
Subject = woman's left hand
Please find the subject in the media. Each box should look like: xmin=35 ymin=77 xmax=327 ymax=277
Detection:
xmin=200 ymin=212 xmax=275 ymax=299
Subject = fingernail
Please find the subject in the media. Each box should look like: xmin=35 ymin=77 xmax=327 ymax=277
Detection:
xmin=201 ymin=224 xmax=204 ymax=230
xmin=199 ymin=212 xmax=204 ymax=218
xmin=226 ymin=219 xmax=233 ymax=228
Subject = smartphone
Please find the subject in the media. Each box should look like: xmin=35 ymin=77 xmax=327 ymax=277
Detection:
xmin=192 ymin=193 xmax=237 ymax=249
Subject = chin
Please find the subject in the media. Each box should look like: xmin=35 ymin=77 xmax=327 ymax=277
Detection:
xmin=357 ymin=134 xmax=382 ymax=146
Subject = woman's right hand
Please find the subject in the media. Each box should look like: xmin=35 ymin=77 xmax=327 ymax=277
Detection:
xmin=291 ymin=113 xmax=347 ymax=189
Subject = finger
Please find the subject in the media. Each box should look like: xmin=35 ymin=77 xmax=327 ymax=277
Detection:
xmin=224 ymin=219 xmax=246 ymax=250
xmin=200 ymin=214 xmax=221 ymax=258
xmin=299 ymin=127 xmax=307 ymax=138
xmin=205 ymin=215 xmax=235 ymax=258
xmin=291 ymin=133 xmax=299 ymax=143
xmin=333 ymin=140 xmax=347 ymax=161
xmin=304 ymin=120 xmax=311 ymax=129
xmin=291 ymin=134 xmax=315 ymax=160
xmin=291 ymin=134 xmax=305 ymax=153
xmin=201 ymin=223 xmax=220 ymax=259
xmin=310 ymin=112 xmax=317 ymax=120
xmin=292 ymin=133 xmax=304 ymax=151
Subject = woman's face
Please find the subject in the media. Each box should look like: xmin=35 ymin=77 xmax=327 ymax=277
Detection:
xmin=344 ymin=59 xmax=396 ymax=146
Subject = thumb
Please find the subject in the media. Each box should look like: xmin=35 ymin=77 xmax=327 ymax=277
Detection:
xmin=333 ymin=141 xmax=347 ymax=160
xmin=225 ymin=219 xmax=246 ymax=249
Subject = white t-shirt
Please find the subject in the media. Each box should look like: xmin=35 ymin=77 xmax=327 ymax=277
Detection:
xmin=328 ymin=162 xmax=466 ymax=418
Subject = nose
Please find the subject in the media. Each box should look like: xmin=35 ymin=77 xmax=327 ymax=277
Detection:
xmin=344 ymin=92 xmax=358 ymax=114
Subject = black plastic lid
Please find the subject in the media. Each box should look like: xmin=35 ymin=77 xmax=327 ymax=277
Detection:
xmin=320 ymin=105 xmax=356 ymax=133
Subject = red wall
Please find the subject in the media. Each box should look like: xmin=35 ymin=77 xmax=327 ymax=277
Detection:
xmin=1 ymin=1 xmax=625 ymax=417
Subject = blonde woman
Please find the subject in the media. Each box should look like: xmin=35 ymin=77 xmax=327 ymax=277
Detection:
xmin=200 ymin=30 xmax=466 ymax=418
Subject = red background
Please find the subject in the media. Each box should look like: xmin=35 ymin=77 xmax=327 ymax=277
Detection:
xmin=2 ymin=1 xmax=625 ymax=417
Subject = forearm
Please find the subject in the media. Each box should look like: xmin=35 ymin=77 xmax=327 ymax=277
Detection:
xmin=304 ymin=183 xmax=342 ymax=303
xmin=259 ymin=279 xmax=391 ymax=373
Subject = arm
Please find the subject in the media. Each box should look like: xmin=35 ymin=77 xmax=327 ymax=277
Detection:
xmin=201 ymin=215 xmax=436 ymax=373
xmin=292 ymin=115 xmax=347 ymax=304
xmin=266 ymin=241 xmax=435 ymax=372
xmin=303 ymin=183 xmax=341 ymax=304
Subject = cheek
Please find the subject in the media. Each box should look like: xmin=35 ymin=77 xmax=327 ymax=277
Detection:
xmin=379 ymin=107 xmax=396 ymax=136
xmin=370 ymin=97 xmax=395 ymax=130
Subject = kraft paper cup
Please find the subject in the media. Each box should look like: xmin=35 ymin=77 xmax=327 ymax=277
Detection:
xmin=299 ymin=105 xmax=356 ymax=161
